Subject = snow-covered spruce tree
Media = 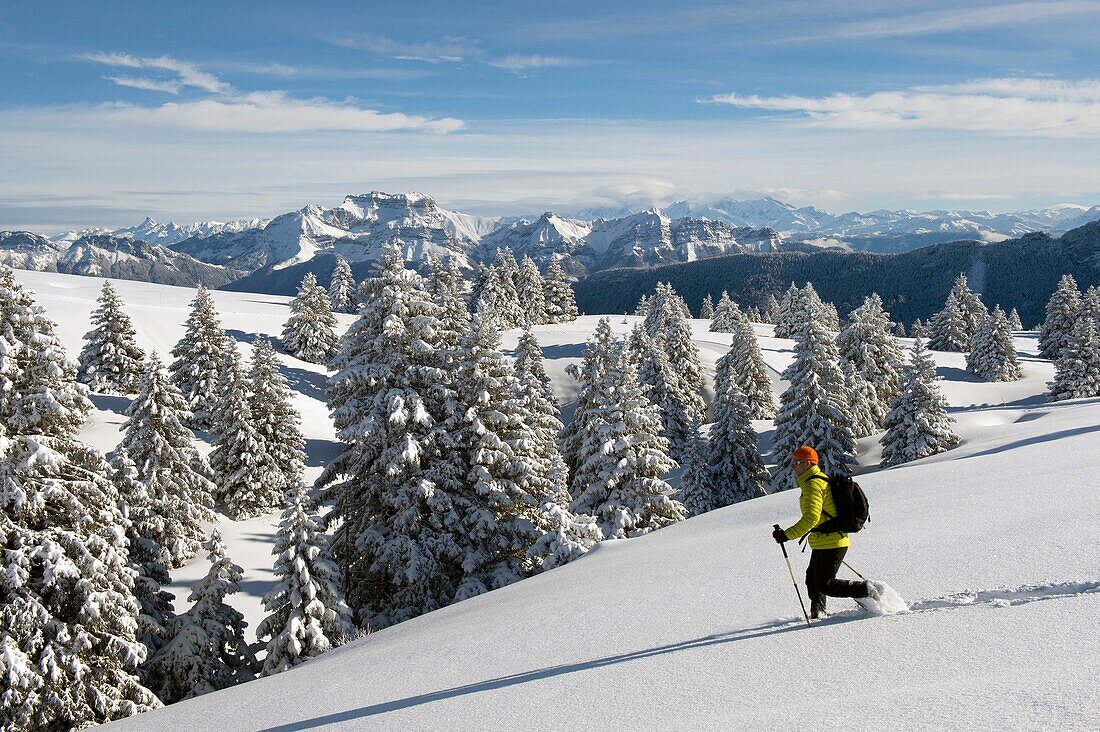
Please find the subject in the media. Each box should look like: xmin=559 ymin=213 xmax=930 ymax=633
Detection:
xmin=543 ymin=254 xmax=578 ymax=324
xmin=718 ymin=319 xmax=777 ymax=420
xmin=425 ymin=253 xmax=472 ymax=372
xmin=327 ymin=256 xmax=358 ymax=314
xmin=283 ymin=272 xmax=339 ymax=365
xmin=318 ymin=244 xmax=459 ymax=629
xmin=258 ymin=481 xmax=355 ymax=677
xmin=468 ymin=262 xmax=491 ymax=311
xmin=634 ymin=294 xmax=651 ymax=317
xmin=145 ymin=530 xmax=255 ymax=704
xmin=476 ymin=248 xmax=525 ymax=329
xmin=699 ymin=294 xmax=715 ymax=319
xmin=966 ymin=306 xmax=1022 ymax=382
xmin=652 ymin=314 xmax=706 ymax=460
xmin=910 ymin=318 xmax=927 ymax=339
xmin=77 ymin=280 xmax=146 ymax=394
xmin=569 ymin=359 xmax=685 ymax=539
xmin=517 ymin=255 xmax=549 ymax=325
xmin=926 ymin=294 xmax=970 ymax=352
xmin=1039 ymin=274 xmax=1082 ymax=360
xmin=762 ymin=293 xmax=780 ymax=324
xmin=709 ymin=291 xmax=744 ymax=333
xmin=561 ymin=317 xmax=617 ymax=485
xmin=169 ymin=285 xmax=227 ymax=430
xmin=773 ymin=283 xmax=803 ymax=339
xmin=893 ymin=321 xmax=907 ymax=337
xmin=948 ymin=273 xmax=988 ymax=341
xmin=210 ymin=346 xmax=279 ymax=519
xmin=0 ymin=266 xmax=92 ymax=437
xmin=744 ymin=305 xmax=762 ymax=324
xmin=836 ymin=293 xmax=905 ymax=427
xmin=880 ymin=339 xmax=959 ymax=467
xmin=249 ymin=337 xmax=306 ymax=501
xmin=842 ymin=359 xmax=880 ymax=438
xmin=0 ymin=430 xmax=161 ymax=729
xmin=112 ymin=447 xmax=176 ymax=662
xmin=119 ymin=354 xmax=215 ymax=567
xmin=681 ymin=381 xmax=769 ymax=516
xmin=1049 ymin=290 xmax=1100 ymax=401
xmin=1008 ymin=308 xmax=1023 ymax=331
xmin=772 ymin=304 xmax=857 ymax=491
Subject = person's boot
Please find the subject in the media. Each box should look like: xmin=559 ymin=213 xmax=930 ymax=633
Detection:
xmin=810 ymin=598 xmax=827 ymax=619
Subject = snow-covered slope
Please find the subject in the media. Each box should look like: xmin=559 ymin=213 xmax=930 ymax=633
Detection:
xmin=52 ymin=216 xmax=270 ymax=248
xmin=14 ymin=269 xmax=1097 ymax=730
xmin=0 ymin=230 xmax=64 ymax=269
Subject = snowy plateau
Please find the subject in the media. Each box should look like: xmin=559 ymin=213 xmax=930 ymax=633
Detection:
xmin=11 ymin=270 xmax=1099 ymax=731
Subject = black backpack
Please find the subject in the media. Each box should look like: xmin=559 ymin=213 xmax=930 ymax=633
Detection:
xmin=813 ymin=474 xmax=870 ymax=534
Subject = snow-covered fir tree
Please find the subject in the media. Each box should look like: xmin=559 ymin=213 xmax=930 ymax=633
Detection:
xmin=543 ymin=254 xmax=578 ymax=323
xmin=842 ymin=359 xmax=880 ymax=438
xmin=1008 ymin=308 xmax=1023 ymax=331
xmin=249 ymin=337 xmax=306 ymax=503
xmin=77 ymin=279 xmax=146 ymax=394
xmin=112 ymin=446 xmax=175 ymax=664
xmin=468 ymin=262 xmax=491 ymax=310
xmin=773 ymin=283 xmax=805 ymax=339
xmin=119 ymin=354 xmax=216 ymax=566
xmin=517 ymin=255 xmax=549 ymax=325
xmin=0 ymin=266 xmax=92 ymax=437
xmin=257 ymin=481 xmax=355 ymax=677
xmin=569 ymin=359 xmax=685 ymax=539
xmin=880 ymin=339 xmax=959 ymax=467
xmin=634 ymin=294 xmax=651 ymax=317
xmin=1039 ymin=274 xmax=1082 ymax=361
xmin=561 ymin=318 xmax=617 ymax=486
xmin=1049 ymin=290 xmax=1100 ymax=401
xmin=169 ymin=285 xmax=227 ymax=430
xmin=699 ymin=294 xmax=715 ymax=319
xmin=476 ymin=248 xmax=525 ymax=329
xmin=910 ymin=318 xmax=927 ymax=338
xmin=966 ymin=306 xmax=1022 ymax=382
xmin=657 ymin=314 xmax=707 ymax=459
xmin=327 ymin=256 xmax=358 ymax=314
xmin=318 ymin=244 xmax=458 ymax=629
xmin=926 ymin=294 xmax=970 ymax=352
xmin=836 ymin=293 xmax=905 ymax=427
xmin=948 ymin=273 xmax=989 ymax=341
xmin=709 ymin=291 xmax=744 ymax=333
xmin=680 ymin=380 xmax=769 ymax=516
xmin=0 ymin=430 xmax=160 ymax=729
xmin=210 ymin=346 xmax=279 ymax=519
xmin=145 ymin=530 xmax=255 ymax=704
xmin=282 ymin=272 xmax=339 ymax=365
xmin=762 ymin=293 xmax=780 ymax=324
xmin=717 ymin=319 xmax=776 ymax=420
xmin=772 ymin=304 xmax=858 ymax=490
xmin=744 ymin=305 xmax=762 ymax=324
xmin=425 ymin=253 xmax=472 ymax=368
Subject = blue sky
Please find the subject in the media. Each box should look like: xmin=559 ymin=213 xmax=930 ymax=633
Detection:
xmin=2 ymin=1 xmax=1099 ymax=230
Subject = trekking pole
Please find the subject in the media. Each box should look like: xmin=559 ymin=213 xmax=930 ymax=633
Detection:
xmin=775 ymin=525 xmax=811 ymax=627
xmin=843 ymin=560 xmax=868 ymax=581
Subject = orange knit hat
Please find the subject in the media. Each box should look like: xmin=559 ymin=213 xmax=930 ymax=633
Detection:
xmin=792 ymin=446 xmax=818 ymax=464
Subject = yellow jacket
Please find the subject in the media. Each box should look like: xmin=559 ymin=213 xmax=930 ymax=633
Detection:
xmin=783 ymin=465 xmax=850 ymax=550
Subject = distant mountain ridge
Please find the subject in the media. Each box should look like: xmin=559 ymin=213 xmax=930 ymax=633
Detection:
xmin=6 ymin=191 xmax=1099 ymax=294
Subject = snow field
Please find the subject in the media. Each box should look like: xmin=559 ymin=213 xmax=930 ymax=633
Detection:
xmin=12 ymin=270 xmax=1099 ymax=730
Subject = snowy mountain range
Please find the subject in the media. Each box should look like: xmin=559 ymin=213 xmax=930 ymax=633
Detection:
xmin=6 ymin=192 xmax=1099 ymax=293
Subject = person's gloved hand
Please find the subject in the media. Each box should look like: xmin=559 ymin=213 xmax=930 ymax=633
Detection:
xmin=772 ymin=525 xmax=788 ymax=544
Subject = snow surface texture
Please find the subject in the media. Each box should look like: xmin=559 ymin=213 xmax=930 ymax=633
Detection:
xmin=12 ymin=271 xmax=1098 ymax=731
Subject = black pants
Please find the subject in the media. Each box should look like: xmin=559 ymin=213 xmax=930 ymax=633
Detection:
xmin=806 ymin=547 xmax=868 ymax=615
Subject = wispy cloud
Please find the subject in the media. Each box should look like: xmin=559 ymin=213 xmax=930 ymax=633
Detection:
xmin=704 ymin=77 xmax=1100 ymax=138
xmin=329 ymin=35 xmax=480 ymax=64
xmin=81 ymin=52 xmax=231 ymax=93
xmin=820 ymin=1 xmax=1100 ymax=40
xmin=485 ymin=54 xmax=589 ymax=73
xmin=224 ymin=61 xmax=433 ymax=82
xmin=64 ymin=52 xmax=463 ymax=134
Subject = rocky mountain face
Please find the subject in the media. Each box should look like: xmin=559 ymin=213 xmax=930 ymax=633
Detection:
xmin=0 ymin=232 xmax=233 ymax=288
xmin=52 ymin=216 xmax=269 ymax=248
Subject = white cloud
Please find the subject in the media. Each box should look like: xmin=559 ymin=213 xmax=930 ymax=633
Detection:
xmin=705 ymin=77 xmax=1100 ymax=138
xmin=823 ymin=1 xmax=1100 ymax=39
xmin=78 ymin=92 xmax=462 ymax=133
xmin=103 ymin=75 xmax=182 ymax=94
xmin=329 ymin=35 xmax=480 ymax=64
xmin=82 ymin=52 xmax=231 ymax=93
xmin=485 ymin=54 xmax=588 ymax=72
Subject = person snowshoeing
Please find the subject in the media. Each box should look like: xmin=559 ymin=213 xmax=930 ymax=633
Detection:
xmin=772 ymin=446 xmax=876 ymax=619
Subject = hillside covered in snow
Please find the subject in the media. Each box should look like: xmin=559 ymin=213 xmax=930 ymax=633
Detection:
xmin=9 ymin=270 xmax=1097 ymax=731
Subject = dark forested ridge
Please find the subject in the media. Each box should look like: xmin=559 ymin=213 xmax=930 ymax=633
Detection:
xmin=574 ymin=222 xmax=1100 ymax=328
